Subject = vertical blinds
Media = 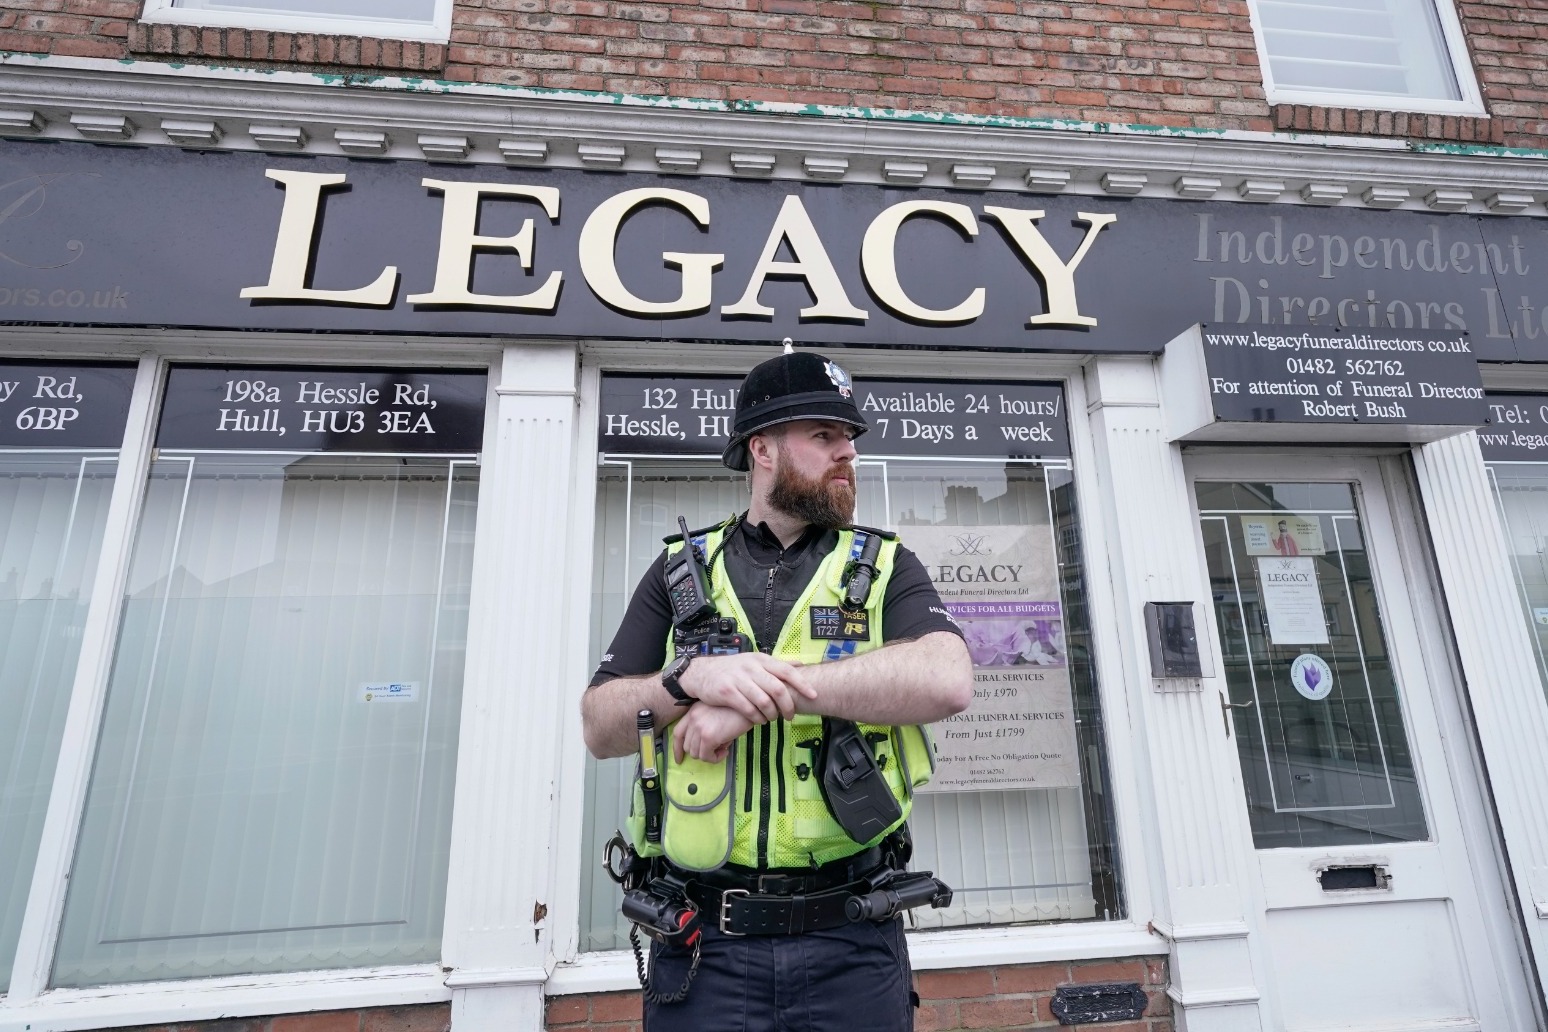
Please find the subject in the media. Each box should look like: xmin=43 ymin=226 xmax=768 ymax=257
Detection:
xmin=53 ymin=455 xmax=477 ymax=987
xmin=0 ymin=453 xmax=117 ymax=994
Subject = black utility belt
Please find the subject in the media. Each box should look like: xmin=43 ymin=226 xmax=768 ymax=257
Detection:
xmin=686 ymin=879 xmax=865 ymax=936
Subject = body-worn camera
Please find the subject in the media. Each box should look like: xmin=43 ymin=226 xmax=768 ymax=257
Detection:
xmin=678 ymin=616 xmax=752 ymax=657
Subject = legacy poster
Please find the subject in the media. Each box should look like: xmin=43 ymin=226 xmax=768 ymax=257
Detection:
xmin=906 ymin=524 xmax=1080 ymax=793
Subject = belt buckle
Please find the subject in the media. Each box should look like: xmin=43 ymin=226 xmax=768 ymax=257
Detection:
xmin=718 ymin=887 xmax=749 ymax=936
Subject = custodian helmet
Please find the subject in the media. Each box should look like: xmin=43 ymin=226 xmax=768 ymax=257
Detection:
xmin=722 ymin=349 xmax=869 ymax=471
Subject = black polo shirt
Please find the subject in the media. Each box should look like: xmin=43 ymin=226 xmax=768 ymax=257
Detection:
xmin=589 ymin=518 xmax=961 ymax=686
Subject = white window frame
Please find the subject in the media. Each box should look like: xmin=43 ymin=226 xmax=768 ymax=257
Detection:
xmin=0 ymin=329 xmax=500 ymax=1029
xmin=543 ymin=340 xmax=1164 ymax=995
xmin=138 ymin=0 xmax=452 ymax=44
xmin=1243 ymin=0 xmax=1486 ymax=117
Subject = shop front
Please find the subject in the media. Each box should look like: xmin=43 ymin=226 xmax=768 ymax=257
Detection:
xmin=3 ymin=132 xmax=1548 ymax=1032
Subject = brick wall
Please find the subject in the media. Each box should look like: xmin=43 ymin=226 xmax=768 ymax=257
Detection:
xmin=0 ymin=0 xmax=1544 ymax=149
xmin=117 ymin=1003 xmax=451 ymax=1032
xmin=546 ymin=955 xmax=1172 ymax=1032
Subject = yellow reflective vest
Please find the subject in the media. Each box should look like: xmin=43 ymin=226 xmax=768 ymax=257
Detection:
xmin=626 ymin=521 xmax=936 ymax=871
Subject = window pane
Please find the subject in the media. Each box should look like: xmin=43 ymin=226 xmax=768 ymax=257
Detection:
xmin=1488 ymin=463 xmax=1548 ymax=706
xmin=52 ymin=453 xmax=477 ymax=987
xmin=579 ymin=457 xmax=1123 ymax=949
xmin=172 ymin=0 xmax=436 ymax=24
xmin=0 ymin=453 xmax=117 ymax=994
xmin=1197 ymin=481 xmax=1428 ymax=849
xmin=1254 ymin=0 xmax=1461 ymax=101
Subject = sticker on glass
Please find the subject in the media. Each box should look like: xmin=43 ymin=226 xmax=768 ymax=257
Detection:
xmin=1290 ymin=654 xmax=1334 ymax=701
xmin=360 ymin=681 xmax=419 ymax=702
xmin=1241 ymin=514 xmax=1325 ymax=556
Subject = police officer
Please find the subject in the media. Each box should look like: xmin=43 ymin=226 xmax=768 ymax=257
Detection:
xmin=582 ymin=348 xmax=973 ymax=1032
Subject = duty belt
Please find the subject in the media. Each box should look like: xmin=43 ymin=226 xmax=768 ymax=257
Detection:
xmin=669 ymin=846 xmax=886 ymax=936
xmin=686 ymin=879 xmax=865 ymax=936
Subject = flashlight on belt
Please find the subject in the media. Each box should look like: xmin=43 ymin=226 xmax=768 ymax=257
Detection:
xmin=638 ymin=709 xmax=663 ymax=844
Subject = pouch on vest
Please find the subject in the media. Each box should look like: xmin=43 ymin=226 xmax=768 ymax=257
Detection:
xmin=818 ymin=717 xmax=904 ymax=843
xmin=659 ymin=728 xmax=737 ymax=871
xmin=625 ymin=753 xmax=665 ymax=859
xmin=892 ymin=724 xmax=937 ymax=794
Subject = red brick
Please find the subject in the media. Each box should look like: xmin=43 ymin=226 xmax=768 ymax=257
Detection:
xmin=52 ymin=35 xmax=122 ymax=56
xmin=914 ymin=1001 xmax=959 ymax=1032
xmin=918 ymin=968 xmax=996 ymax=999
xmin=358 ymin=1004 xmax=450 ymax=1032
xmin=589 ymin=992 xmax=643 ymax=1023
xmin=1071 ymin=958 xmax=1149 ymax=984
xmin=271 ymin=1011 xmax=361 ymax=1032
xmin=996 ymin=962 xmax=1069 ymax=993
xmin=545 ymin=995 xmax=589 ymax=1025
xmin=959 ymin=996 xmax=1041 ymax=1029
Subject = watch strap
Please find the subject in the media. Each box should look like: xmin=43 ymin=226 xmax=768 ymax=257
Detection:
xmin=662 ymin=654 xmax=695 ymax=706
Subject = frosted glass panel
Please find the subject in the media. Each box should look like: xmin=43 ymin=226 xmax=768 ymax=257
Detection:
xmin=1253 ymin=0 xmax=1460 ymax=101
xmin=172 ymin=0 xmax=436 ymax=23
xmin=1488 ymin=464 xmax=1548 ymax=707
xmin=579 ymin=458 xmax=1123 ymax=951
xmin=0 ymin=452 xmax=117 ymax=994
xmin=53 ymin=454 xmax=477 ymax=987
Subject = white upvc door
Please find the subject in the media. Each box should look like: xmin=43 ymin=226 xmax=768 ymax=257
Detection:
xmin=1184 ymin=450 xmax=1535 ymax=1032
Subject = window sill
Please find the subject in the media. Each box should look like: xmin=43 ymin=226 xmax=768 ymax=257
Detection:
xmin=1271 ymin=104 xmax=1502 ymax=145
xmin=0 ymin=964 xmax=450 ymax=1031
xmin=126 ymin=21 xmax=448 ymax=74
xmin=547 ymin=921 xmax=1166 ymax=996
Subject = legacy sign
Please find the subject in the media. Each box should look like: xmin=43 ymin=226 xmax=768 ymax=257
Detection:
xmin=5 ymin=140 xmax=1548 ymax=358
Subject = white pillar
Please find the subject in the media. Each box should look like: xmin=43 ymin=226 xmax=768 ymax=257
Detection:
xmin=1083 ymin=357 xmax=1264 ymax=1032
xmin=441 ymin=343 xmax=580 ymax=1032
xmin=1413 ymin=432 xmax=1548 ymax=998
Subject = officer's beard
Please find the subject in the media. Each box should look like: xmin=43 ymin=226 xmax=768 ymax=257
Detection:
xmin=768 ymin=456 xmax=856 ymax=529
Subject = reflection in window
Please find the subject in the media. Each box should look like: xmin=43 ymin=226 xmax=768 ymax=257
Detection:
xmin=0 ymin=453 xmax=117 ymax=994
xmin=1488 ymin=463 xmax=1548 ymax=706
xmin=1249 ymin=0 xmax=1462 ymax=103
xmin=579 ymin=458 xmax=1122 ymax=950
xmin=52 ymin=454 xmax=477 ymax=987
xmin=1197 ymin=481 xmax=1426 ymax=850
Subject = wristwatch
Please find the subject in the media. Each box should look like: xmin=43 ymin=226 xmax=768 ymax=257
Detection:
xmin=661 ymin=653 xmax=696 ymax=706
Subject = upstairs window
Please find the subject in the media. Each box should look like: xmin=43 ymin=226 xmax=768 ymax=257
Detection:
xmin=1247 ymin=0 xmax=1482 ymax=113
xmin=141 ymin=0 xmax=451 ymax=43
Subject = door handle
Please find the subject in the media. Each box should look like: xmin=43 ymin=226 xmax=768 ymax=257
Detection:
xmin=1220 ymin=693 xmax=1253 ymax=736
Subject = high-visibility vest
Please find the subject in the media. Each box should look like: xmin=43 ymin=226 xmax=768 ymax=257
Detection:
xmin=626 ymin=522 xmax=937 ymax=871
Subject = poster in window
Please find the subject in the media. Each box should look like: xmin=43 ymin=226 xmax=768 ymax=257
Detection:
xmin=1256 ymin=556 xmax=1330 ymax=645
xmin=904 ymin=523 xmax=1080 ymax=793
xmin=1241 ymin=514 xmax=1325 ymax=556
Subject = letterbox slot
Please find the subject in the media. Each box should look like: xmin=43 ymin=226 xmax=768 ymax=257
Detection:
xmin=1318 ymin=865 xmax=1390 ymax=891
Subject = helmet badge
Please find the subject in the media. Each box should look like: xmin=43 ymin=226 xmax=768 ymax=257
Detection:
xmin=824 ymin=360 xmax=853 ymax=399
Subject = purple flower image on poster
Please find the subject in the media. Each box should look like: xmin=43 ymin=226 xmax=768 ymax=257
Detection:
xmin=950 ymin=602 xmax=1066 ymax=668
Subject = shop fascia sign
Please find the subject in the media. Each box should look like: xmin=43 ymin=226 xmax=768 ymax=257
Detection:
xmin=241 ymin=169 xmax=1113 ymax=329
xmin=1161 ymin=322 xmax=1488 ymax=444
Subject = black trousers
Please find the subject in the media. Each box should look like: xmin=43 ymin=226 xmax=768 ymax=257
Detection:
xmin=643 ymin=916 xmax=914 ymax=1032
